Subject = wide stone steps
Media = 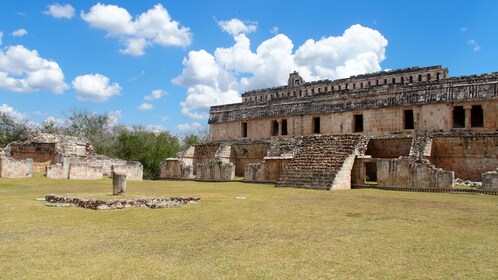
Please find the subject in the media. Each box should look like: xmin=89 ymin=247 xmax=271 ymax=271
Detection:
xmin=276 ymin=135 xmax=362 ymax=190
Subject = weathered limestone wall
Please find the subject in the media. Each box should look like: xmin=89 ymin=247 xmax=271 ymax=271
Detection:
xmin=211 ymin=99 xmax=498 ymax=142
xmin=159 ymin=158 xmax=194 ymax=179
xmin=231 ymin=143 xmax=269 ymax=176
xmin=330 ymin=153 xmax=357 ymax=190
xmin=111 ymin=162 xmax=143 ymax=181
xmin=245 ymin=162 xmax=266 ymax=181
xmin=193 ymin=144 xmax=220 ymax=168
xmin=9 ymin=142 xmax=57 ymax=172
xmin=209 ymin=68 xmax=498 ymax=142
xmin=377 ymin=158 xmax=453 ymax=189
xmin=0 ymin=156 xmax=33 ymax=178
xmin=482 ymin=171 xmax=498 ymax=191
xmin=195 ymin=161 xmax=235 ymax=181
xmin=244 ymin=157 xmax=291 ymax=182
xmin=365 ymin=138 xmax=412 ymax=158
xmin=264 ymin=157 xmax=291 ymax=181
xmin=429 ymin=136 xmax=498 ymax=180
xmin=69 ymin=163 xmax=103 ymax=180
xmin=351 ymin=156 xmax=371 ymax=185
xmin=46 ymin=157 xmax=70 ymax=179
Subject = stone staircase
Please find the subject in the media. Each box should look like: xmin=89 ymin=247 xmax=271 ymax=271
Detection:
xmin=275 ymin=135 xmax=363 ymax=190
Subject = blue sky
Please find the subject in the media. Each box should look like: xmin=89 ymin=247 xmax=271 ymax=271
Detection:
xmin=1 ymin=0 xmax=497 ymax=135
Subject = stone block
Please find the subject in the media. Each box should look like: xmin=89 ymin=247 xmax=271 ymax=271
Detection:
xmin=0 ymin=156 xmax=33 ymax=178
xmin=482 ymin=171 xmax=498 ymax=191
xmin=111 ymin=161 xmax=143 ymax=181
xmin=69 ymin=163 xmax=103 ymax=180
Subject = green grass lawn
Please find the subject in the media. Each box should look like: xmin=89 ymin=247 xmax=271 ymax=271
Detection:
xmin=1 ymin=174 xmax=497 ymax=279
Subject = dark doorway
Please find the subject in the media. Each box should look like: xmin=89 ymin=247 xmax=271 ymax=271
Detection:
xmin=281 ymin=119 xmax=288 ymax=135
xmin=354 ymin=114 xmax=363 ymax=132
xmin=272 ymin=120 xmax=279 ymax=136
xmin=404 ymin=110 xmax=414 ymax=129
xmin=313 ymin=117 xmax=320 ymax=134
xmin=365 ymin=162 xmax=377 ymax=183
xmin=453 ymin=106 xmax=465 ymax=128
xmin=471 ymin=105 xmax=483 ymax=127
xmin=241 ymin=122 xmax=247 ymax=138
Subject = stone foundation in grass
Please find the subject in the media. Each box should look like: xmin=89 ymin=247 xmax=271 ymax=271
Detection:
xmin=43 ymin=194 xmax=200 ymax=210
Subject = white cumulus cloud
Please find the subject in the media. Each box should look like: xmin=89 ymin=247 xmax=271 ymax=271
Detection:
xmin=144 ymin=89 xmax=167 ymax=100
xmin=0 ymin=45 xmax=68 ymax=93
xmin=138 ymin=102 xmax=154 ymax=111
xmin=173 ymin=22 xmax=388 ymax=120
xmin=176 ymin=122 xmax=203 ymax=133
xmin=44 ymin=3 xmax=75 ymax=19
xmin=12 ymin=29 xmax=27 ymax=37
xmin=217 ymin=18 xmax=257 ymax=36
xmin=72 ymin=73 xmax=121 ymax=102
xmin=0 ymin=104 xmax=27 ymax=121
xmin=81 ymin=3 xmax=192 ymax=56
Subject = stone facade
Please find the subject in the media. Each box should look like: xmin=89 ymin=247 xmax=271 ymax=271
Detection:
xmin=375 ymin=158 xmax=454 ymax=189
xmin=162 ymin=65 xmax=498 ymax=192
xmin=209 ymin=66 xmax=497 ymax=141
xmin=1 ymin=132 xmax=143 ymax=180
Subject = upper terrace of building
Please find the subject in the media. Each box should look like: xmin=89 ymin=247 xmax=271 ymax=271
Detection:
xmin=241 ymin=66 xmax=448 ymax=103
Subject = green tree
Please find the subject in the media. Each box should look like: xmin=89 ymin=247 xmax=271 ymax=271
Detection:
xmin=113 ymin=126 xmax=182 ymax=179
xmin=62 ymin=108 xmax=115 ymax=155
xmin=0 ymin=113 xmax=32 ymax=147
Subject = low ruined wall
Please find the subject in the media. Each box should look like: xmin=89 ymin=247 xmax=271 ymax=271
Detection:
xmin=482 ymin=171 xmax=498 ymax=191
xmin=0 ymin=156 xmax=33 ymax=178
xmin=46 ymin=157 xmax=70 ymax=179
xmin=69 ymin=163 xmax=103 ymax=180
xmin=196 ymin=161 xmax=235 ymax=181
xmin=427 ymin=136 xmax=498 ymax=180
xmin=112 ymin=162 xmax=143 ymax=181
xmin=377 ymin=158 xmax=453 ymax=189
xmin=245 ymin=162 xmax=266 ymax=181
xmin=159 ymin=158 xmax=193 ymax=180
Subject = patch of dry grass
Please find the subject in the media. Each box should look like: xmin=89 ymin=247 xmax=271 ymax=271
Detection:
xmin=1 ymin=174 xmax=497 ymax=279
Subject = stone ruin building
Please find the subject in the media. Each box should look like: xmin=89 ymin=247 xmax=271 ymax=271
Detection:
xmin=161 ymin=65 xmax=498 ymax=193
xmin=0 ymin=132 xmax=143 ymax=180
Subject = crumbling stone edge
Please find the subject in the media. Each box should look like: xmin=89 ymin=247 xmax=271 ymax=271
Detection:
xmin=42 ymin=194 xmax=200 ymax=210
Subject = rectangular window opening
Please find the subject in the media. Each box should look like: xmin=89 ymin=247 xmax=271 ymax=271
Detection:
xmin=313 ymin=117 xmax=321 ymax=134
xmin=241 ymin=122 xmax=248 ymax=138
xmin=404 ymin=110 xmax=414 ymax=129
xmin=471 ymin=105 xmax=484 ymax=127
xmin=281 ymin=119 xmax=288 ymax=136
xmin=272 ymin=120 xmax=279 ymax=136
xmin=354 ymin=114 xmax=364 ymax=132
xmin=453 ymin=106 xmax=465 ymax=128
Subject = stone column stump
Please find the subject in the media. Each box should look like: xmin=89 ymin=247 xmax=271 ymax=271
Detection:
xmin=112 ymin=172 xmax=127 ymax=195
